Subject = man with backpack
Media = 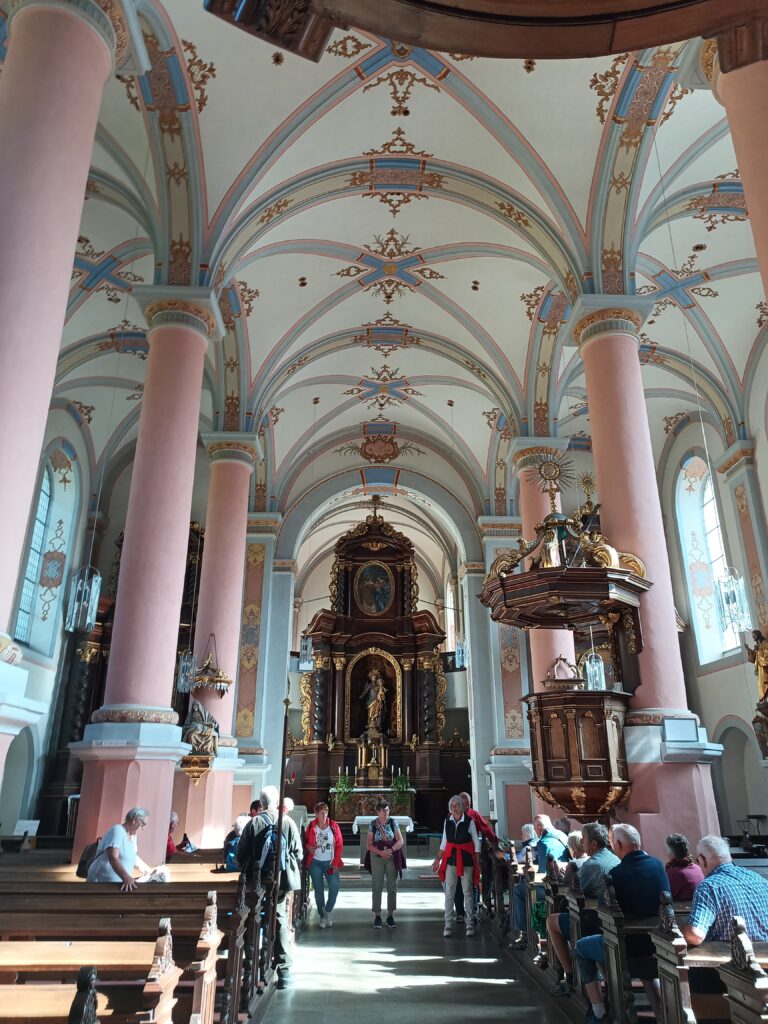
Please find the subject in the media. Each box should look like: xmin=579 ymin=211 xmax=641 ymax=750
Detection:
xmin=237 ymin=785 xmax=302 ymax=990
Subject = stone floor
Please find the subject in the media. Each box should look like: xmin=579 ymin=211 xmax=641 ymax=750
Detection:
xmin=264 ymin=857 xmax=571 ymax=1023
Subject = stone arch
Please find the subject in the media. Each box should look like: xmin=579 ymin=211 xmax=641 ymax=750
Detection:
xmin=711 ymin=717 xmax=768 ymax=834
xmin=0 ymin=727 xmax=36 ymax=831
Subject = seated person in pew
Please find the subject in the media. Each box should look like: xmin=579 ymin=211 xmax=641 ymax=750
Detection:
xmin=682 ymin=834 xmax=768 ymax=993
xmin=86 ymin=806 xmax=155 ymax=892
xmin=512 ymin=813 xmax=569 ymax=949
xmin=575 ymin=823 xmax=667 ymax=1023
xmin=515 ymin=823 xmax=537 ymax=864
xmin=547 ymin=822 xmax=620 ymax=996
xmin=664 ymin=832 xmax=703 ymax=902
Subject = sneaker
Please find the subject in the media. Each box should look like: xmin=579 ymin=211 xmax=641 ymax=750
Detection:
xmin=326 ymin=912 xmax=333 ymax=927
xmin=385 ymin=916 xmax=396 ymax=929
xmin=373 ymin=915 xmax=383 ymax=929
xmin=466 ymin=926 xmax=476 ymax=937
xmin=456 ymin=914 xmax=465 ymax=923
xmin=318 ymin=915 xmax=327 ymax=929
xmin=553 ymin=977 xmax=572 ymax=996
xmin=276 ymin=972 xmax=291 ymax=990
xmin=443 ymin=926 xmax=453 ymax=937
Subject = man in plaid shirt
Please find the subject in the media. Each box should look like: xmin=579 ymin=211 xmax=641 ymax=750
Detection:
xmin=682 ymin=834 xmax=768 ymax=945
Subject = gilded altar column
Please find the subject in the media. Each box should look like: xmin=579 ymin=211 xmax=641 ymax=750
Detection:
xmin=311 ymin=653 xmax=331 ymax=742
xmin=401 ymin=658 xmax=414 ymax=744
xmin=569 ymin=296 xmax=720 ymax=851
xmin=71 ymin=290 xmax=223 ymax=865
xmin=332 ymin=657 xmax=346 ymax=744
xmin=511 ymin=440 xmax=577 ymax=688
xmin=0 ymin=1 xmax=145 ymax=640
xmin=172 ymin=437 xmax=256 ymax=847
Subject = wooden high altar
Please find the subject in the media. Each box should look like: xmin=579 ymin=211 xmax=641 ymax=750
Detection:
xmin=288 ymin=499 xmax=467 ymax=824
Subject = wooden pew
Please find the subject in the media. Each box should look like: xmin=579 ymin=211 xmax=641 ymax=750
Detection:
xmin=0 ymin=966 xmax=102 ymax=1023
xmin=718 ymin=916 xmax=768 ymax=1024
xmin=652 ymin=896 xmax=768 ymax=1024
xmin=0 ymin=919 xmax=182 ymax=1023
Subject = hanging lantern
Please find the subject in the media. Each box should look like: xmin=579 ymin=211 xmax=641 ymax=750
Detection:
xmin=715 ymin=568 xmax=753 ymax=633
xmin=299 ymin=634 xmax=314 ymax=671
xmin=585 ymin=651 xmax=606 ymax=691
xmin=455 ymin=635 xmax=467 ymax=670
xmin=193 ymin=633 xmax=232 ymax=696
xmin=176 ymin=649 xmax=196 ymax=693
xmin=64 ymin=566 xmax=102 ymax=634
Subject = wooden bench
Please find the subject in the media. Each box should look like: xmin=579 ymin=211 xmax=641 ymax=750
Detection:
xmin=652 ymin=895 xmax=768 ymax=1024
xmin=0 ymin=919 xmax=182 ymax=1023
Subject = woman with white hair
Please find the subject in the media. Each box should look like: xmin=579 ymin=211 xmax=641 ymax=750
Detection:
xmin=516 ymin=823 xmax=537 ymax=863
xmin=432 ymin=794 xmax=482 ymax=937
xmin=86 ymin=807 xmax=152 ymax=892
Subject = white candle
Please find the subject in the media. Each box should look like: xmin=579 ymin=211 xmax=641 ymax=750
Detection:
xmin=338 ymin=766 xmax=341 ymax=776
xmin=407 ymin=766 xmax=410 ymax=777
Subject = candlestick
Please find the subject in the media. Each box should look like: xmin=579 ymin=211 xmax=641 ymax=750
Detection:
xmin=338 ymin=766 xmax=341 ymax=776
xmin=406 ymin=766 xmax=410 ymax=778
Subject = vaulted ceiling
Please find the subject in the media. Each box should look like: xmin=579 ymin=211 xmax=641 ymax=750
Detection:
xmin=2 ymin=3 xmax=761 ymax=596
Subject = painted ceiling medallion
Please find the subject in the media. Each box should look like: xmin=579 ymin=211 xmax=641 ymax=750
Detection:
xmin=362 ymin=68 xmax=440 ymax=116
xmin=344 ymin=365 xmax=422 ymax=411
xmin=337 ymin=230 xmax=443 ymax=304
xmin=354 ymin=312 xmax=421 ymax=357
xmin=335 ymin=420 xmax=425 ymax=464
xmin=348 ymin=128 xmax=445 ymax=217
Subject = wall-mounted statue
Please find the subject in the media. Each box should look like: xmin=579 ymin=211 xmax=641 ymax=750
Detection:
xmin=746 ymin=629 xmax=768 ymax=704
xmin=182 ymin=698 xmax=220 ymax=756
xmin=360 ymin=667 xmax=387 ymax=735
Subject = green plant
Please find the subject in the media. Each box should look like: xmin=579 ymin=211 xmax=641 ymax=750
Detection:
xmin=334 ymin=772 xmax=354 ymax=802
xmin=391 ymin=772 xmax=410 ymax=796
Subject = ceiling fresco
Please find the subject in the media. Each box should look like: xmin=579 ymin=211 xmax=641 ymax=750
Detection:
xmin=0 ymin=3 xmax=762 ymax=591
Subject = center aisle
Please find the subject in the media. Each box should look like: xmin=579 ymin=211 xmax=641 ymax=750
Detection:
xmin=264 ymin=857 xmax=571 ymax=1024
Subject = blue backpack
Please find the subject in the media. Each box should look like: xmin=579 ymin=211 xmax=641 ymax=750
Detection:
xmin=223 ymin=836 xmax=239 ymax=872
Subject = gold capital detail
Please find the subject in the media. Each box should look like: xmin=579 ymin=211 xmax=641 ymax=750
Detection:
xmin=511 ymin=445 xmax=561 ymax=469
xmin=209 ymin=441 xmax=259 ymax=462
xmin=572 ymin=307 xmax=643 ymax=345
xmin=144 ymin=300 xmax=218 ymax=338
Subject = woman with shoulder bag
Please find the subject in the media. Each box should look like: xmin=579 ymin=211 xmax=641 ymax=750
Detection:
xmin=304 ymin=802 xmax=344 ymax=927
xmin=365 ymin=799 xmax=405 ymax=929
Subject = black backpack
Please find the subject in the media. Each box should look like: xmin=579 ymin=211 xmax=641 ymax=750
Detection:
xmin=76 ymin=838 xmax=101 ymax=879
xmin=252 ymin=812 xmax=286 ymax=878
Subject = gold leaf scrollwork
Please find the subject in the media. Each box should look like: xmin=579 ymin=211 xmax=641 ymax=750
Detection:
xmin=435 ymin=665 xmax=447 ymax=745
xmin=299 ymin=672 xmax=312 ymax=745
xmin=570 ymin=786 xmax=586 ymax=814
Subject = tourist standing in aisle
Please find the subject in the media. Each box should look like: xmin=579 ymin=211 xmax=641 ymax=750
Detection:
xmin=366 ymin=799 xmax=405 ymax=929
xmin=433 ymin=794 xmax=481 ymax=937
xmin=304 ymin=801 xmax=344 ymax=928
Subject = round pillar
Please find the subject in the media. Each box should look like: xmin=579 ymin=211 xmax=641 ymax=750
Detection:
xmin=574 ymin=309 xmax=686 ymax=711
xmin=512 ymin=445 xmax=577 ymax=689
xmin=0 ymin=0 xmax=114 ymax=632
xmin=192 ymin=443 xmax=256 ymax=736
xmin=717 ymin=60 xmax=768 ymax=300
xmin=72 ymin=295 xmax=220 ymax=866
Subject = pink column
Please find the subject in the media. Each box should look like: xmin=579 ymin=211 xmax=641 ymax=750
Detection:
xmin=575 ymin=312 xmax=685 ymax=711
xmin=72 ymin=295 xmax=220 ymax=866
xmin=0 ymin=2 xmax=113 ymax=634
xmin=572 ymin=302 xmax=719 ymax=853
xmin=174 ymin=442 xmax=255 ymax=848
xmin=718 ymin=61 xmax=768 ymax=300
xmin=512 ymin=445 xmax=576 ymax=689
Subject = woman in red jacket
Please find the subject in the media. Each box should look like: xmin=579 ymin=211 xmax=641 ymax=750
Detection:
xmin=304 ymin=802 xmax=344 ymax=928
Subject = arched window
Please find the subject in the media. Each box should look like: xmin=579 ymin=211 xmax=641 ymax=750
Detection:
xmin=14 ymin=468 xmax=52 ymax=645
xmin=676 ymin=455 xmax=739 ymax=664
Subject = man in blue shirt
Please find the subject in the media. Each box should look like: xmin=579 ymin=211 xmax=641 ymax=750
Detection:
xmin=575 ymin=823 xmax=667 ymax=1023
xmin=683 ymin=834 xmax=768 ymax=944
xmin=511 ymin=813 xmax=568 ymax=949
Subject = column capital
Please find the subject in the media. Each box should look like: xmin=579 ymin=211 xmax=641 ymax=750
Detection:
xmin=8 ymin=0 xmax=150 ymax=75
xmin=458 ymin=561 xmax=485 ymax=582
xmin=509 ymin=437 xmax=570 ymax=470
xmin=716 ymin=439 xmax=756 ymax=477
xmin=202 ymin=432 xmax=260 ymax=470
xmin=247 ymin=513 xmax=282 ymax=538
xmin=133 ymin=286 xmax=225 ymax=341
xmin=569 ymin=295 xmax=652 ymax=347
xmin=477 ymin=516 xmax=523 ymax=540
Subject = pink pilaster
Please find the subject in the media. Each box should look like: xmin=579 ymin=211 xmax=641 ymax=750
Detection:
xmin=72 ymin=293 xmax=222 ymax=866
xmin=0 ymin=1 xmax=113 ymax=634
xmin=512 ymin=443 xmax=576 ymax=689
xmin=718 ymin=61 xmax=768 ymax=300
xmin=571 ymin=300 xmax=720 ymax=854
xmin=175 ymin=440 xmax=256 ymax=847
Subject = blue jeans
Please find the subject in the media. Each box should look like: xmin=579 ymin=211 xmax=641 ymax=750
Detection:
xmin=575 ymin=934 xmax=605 ymax=985
xmin=309 ymin=860 xmax=340 ymax=915
xmin=513 ymin=880 xmax=544 ymax=932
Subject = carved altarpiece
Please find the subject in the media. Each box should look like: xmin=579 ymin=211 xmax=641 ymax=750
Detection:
xmin=290 ymin=501 xmax=466 ymax=822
